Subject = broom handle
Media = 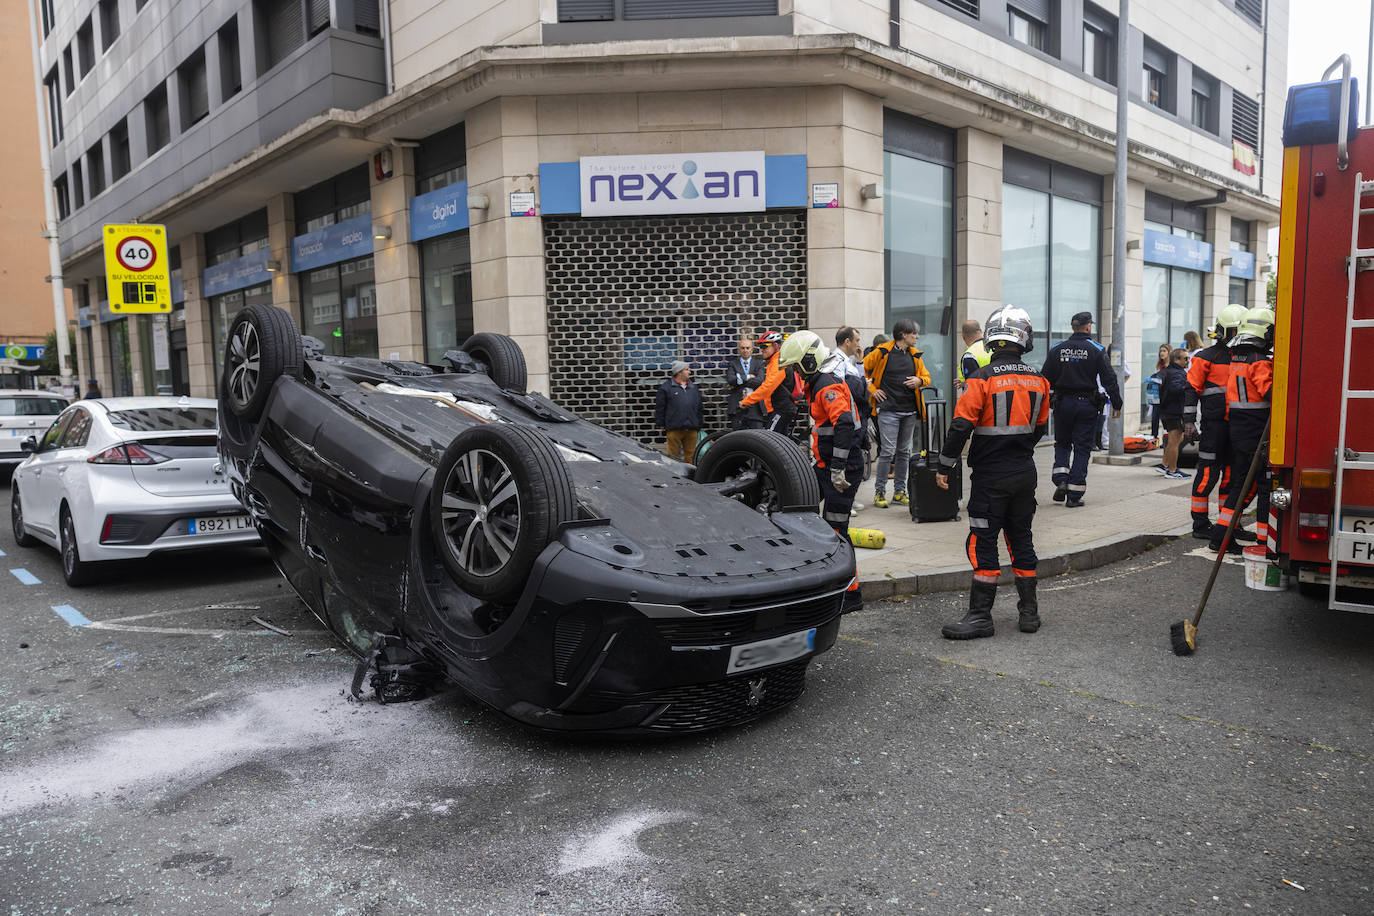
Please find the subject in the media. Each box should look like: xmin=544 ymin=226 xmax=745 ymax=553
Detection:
xmin=1192 ymin=414 xmax=1272 ymax=628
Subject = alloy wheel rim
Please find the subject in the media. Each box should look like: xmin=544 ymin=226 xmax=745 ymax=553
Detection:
xmin=11 ymin=491 xmax=21 ymax=537
xmin=62 ymin=518 xmax=75 ymax=574
xmin=227 ymin=322 xmax=261 ymax=410
xmin=439 ymin=448 xmax=522 ymax=577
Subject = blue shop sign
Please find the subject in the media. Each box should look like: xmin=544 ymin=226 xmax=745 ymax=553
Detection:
xmin=77 ymin=306 xmax=91 ymax=328
xmin=291 ymin=214 xmax=374 ymax=273
xmin=1229 ymin=249 xmax=1256 ymax=280
xmin=202 ymin=248 xmax=273 ymax=297
xmin=1143 ymin=229 xmax=1213 ymax=272
xmin=410 ymin=180 xmax=470 ymax=243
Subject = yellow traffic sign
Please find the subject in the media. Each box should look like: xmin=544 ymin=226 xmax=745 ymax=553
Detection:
xmin=103 ymin=224 xmax=172 ymax=314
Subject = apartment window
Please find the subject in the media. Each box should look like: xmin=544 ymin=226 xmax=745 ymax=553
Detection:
xmin=1229 ymin=219 xmax=1252 ymax=308
xmin=54 ymin=174 xmax=70 ymax=220
xmin=73 ymin=162 xmax=85 ymax=208
xmin=99 ymin=0 xmax=120 ymax=51
xmin=259 ymin=0 xmax=305 ymax=72
xmin=40 ymin=0 xmax=54 ymax=36
xmin=77 ymin=17 xmax=94 ymax=76
xmin=63 ymin=46 xmax=75 ymax=95
xmin=1235 ymin=0 xmax=1262 ymax=27
xmin=415 ymin=123 xmax=468 ymax=195
xmin=1191 ymin=70 xmax=1219 ymax=134
xmin=354 ymin=0 xmax=381 ymax=34
xmin=936 ymin=0 xmax=980 ymax=16
xmin=110 ymin=119 xmax=131 ymax=181
xmin=206 ymin=210 xmax=270 ymax=265
xmin=557 ymin=0 xmax=778 ymax=20
xmin=179 ymin=50 xmax=209 ymax=130
xmin=219 ymin=19 xmax=242 ymax=98
xmin=145 ymin=84 xmax=171 ymax=154
xmin=1142 ymin=40 xmax=1172 ymax=112
xmin=87 ymin=143 xmax=106 ymax=198
xmin=1082 ymin=3 xmax=1115 ymax=84
xmin=296 ymin=166 xmax=371 ymax=234
xmin=43 ymin=68 xmax=62 ymax=146
xmin=307 ymin=0 xmax=329 ymax=35
xmin=1232 ymin=93 xmax=1260 ymax=151
xmin=1007 ymin=1 xmax=1053 ymax=54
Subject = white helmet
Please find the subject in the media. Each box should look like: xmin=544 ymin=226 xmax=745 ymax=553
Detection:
xmin=984 ymin=305 xmax=1034 ymax=353
xmin=777 ymin=330 xmax=829 ymax=376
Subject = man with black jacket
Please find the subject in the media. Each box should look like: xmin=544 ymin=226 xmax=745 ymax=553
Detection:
xmin=1042 ymin=311 xmax=1122 ymax=508
xmin=655 ymin=361 xmax=703 ymax=463
xmin=723 ymin=337 xmax=764 ymax=430
xmin=936 ymin=306 xmax=1051 ymax=639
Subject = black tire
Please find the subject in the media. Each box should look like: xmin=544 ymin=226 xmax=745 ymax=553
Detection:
xmin=461 ymin=333 xmax=527 ymax=393
xmin=696 ymin=430 xmax=821 ymax=513
xmin=10 ymin=486 xmax=37 ymax=547
xmin=221 ymin=304 xmax=303 ymax=421
xmin=60 ymin=509 xmax=96 ymax=587
xmin=430 ymin=424 xmax=575 ymax=603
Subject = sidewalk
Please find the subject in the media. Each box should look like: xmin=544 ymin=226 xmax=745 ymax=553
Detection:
xmin=851 ymin=445 xmax=1199 ymax=599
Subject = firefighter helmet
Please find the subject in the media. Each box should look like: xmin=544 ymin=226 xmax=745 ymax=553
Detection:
xmin=1232 ymin=306 xmax=1275 ymax=348
xmin=1210 ymin=303 xmax=1248 ymax=340
xmin=984 ymin=305 xmax=1034 ymax=353
xmin=756 ymin=331 xmax=784 ymax=347
xmin=777 ymin=330 xmax=829 ymax=376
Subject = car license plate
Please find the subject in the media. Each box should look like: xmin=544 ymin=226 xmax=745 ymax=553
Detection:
xmin=188 ymin=515 xmax=252 ymax=535
xmin=727 ymin=628 xmax=817 ymax=674
xmin=1337 ymin=513 xmax=1374 ymax=565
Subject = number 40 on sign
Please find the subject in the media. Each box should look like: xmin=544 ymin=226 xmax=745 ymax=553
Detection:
xmin=102 ymin=224 xmax=172 ymax=313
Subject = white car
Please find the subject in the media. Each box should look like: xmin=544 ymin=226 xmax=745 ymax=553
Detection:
xmin=9 ymin=397 xmax=259 ymax=586
xmin=1 ymin=390 xmax=70 ymax=476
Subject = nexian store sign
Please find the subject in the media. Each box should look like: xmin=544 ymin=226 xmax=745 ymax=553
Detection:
xmin=580 ymin=151 xmax=767 ymax=217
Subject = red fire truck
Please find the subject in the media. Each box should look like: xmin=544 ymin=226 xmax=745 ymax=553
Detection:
xmin=1269 ymin=55 xmax=1374 ymax=609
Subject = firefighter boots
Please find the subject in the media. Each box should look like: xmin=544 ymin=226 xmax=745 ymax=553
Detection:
xmin=942 ymin=581 xmax=997 ymax=640
xmin=1015 ymin=577 xmax=1040 ymax=633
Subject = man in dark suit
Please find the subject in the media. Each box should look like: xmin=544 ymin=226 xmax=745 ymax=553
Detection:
xmin=723 ymin=336 xmax=764 ymax=430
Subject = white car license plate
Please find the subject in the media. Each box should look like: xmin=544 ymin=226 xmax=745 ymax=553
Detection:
xmin=727 ymin=628 xmax=817 ymax=674
xmin=1337 ymin=513 xmax=1374 ymax=564
xmin=188 ymin=515 xmax=252 ymax=535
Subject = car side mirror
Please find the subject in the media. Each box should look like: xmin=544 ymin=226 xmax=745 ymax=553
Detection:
xmin=19 ymin=436 xmax=38 ymax=454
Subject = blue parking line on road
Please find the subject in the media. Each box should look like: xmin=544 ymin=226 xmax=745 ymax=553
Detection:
xmin=0 ymin=547 xmax=7 ymax=556
xmin=51 ymin=605 xmax=92 ymax=627
xmin=10 ymin=568 xmax=40 ymax=585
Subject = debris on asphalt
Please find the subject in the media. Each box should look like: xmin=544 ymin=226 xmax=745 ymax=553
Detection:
xmin=304 ymin=648 xmax=337 ymax=657
xmin=250 ymin=616 xmax=293 ymax=636
xmin=1281 ymin=879 xmax=1306 ymax=891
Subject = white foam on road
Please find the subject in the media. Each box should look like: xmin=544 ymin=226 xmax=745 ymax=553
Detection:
xmin=556 ymin=809 xmax=689 ymax=876
xmin=0 ymin=681 xmax=440 ymax=818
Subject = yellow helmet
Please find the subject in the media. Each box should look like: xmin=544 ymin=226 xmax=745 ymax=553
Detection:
xmin=777 ymin=330 xmax=829 ymax=376
xmin=1232 ymin=306 xmax=1275 ymax=347
xmin=1211 ymin=303 xmax=1248 ymax=340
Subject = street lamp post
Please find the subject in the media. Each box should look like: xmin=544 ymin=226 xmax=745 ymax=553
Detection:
xmin=1109 ymin=0 xmax=1130 ymax=455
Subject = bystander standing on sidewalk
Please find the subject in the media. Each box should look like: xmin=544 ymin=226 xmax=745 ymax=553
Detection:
xmin=863 ymin=320 xmax=930 ymax=509
xmin=723 ymin=337 xmax=764 ymax=430
xmin=835 ymin=326 xmax=871 ymax=513
xmin=83 ymin=378 xmax=102 ymax=400
xmin=1155 ymin=348 xmax=1191 ymax=479
xmin=655 ymin=361 xmax=702 ymax=463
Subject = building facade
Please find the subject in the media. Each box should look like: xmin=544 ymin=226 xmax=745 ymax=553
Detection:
xmin=38 ymin=0 xmax=1287 ymax=429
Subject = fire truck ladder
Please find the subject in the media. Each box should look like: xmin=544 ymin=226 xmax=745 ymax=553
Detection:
xmin=1332 ymin=175 xmax=1374 ymax=611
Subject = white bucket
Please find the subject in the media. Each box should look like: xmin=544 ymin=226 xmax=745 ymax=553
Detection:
xmin=1243 ymin=545 xmax=1287 ymax=591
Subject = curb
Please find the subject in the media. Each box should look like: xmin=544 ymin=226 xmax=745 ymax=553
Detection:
xmin=857 ymin=531 xmax=1183 ymax=601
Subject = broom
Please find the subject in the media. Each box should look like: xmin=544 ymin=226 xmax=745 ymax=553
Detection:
xmin=1170 ymin=415 xmax=1271 ymax=656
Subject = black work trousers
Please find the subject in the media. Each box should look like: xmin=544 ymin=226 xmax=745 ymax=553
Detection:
xmin=1190 ymin=419 xmax=1232 ymax=534
xmin=965 ymin=469 xmax=1039 ymax=583
xmin=816 ymin=463 xmax=864 ymax=543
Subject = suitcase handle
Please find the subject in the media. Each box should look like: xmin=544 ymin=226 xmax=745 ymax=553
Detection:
xmin=917 ymin=386 xmax=948 ymax=456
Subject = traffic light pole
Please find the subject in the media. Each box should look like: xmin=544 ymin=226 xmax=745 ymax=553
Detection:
xmin=26 ymin=0 xmax=74 ymax=398
xmin=1108 ymin=0 xmax=1129 ymax=456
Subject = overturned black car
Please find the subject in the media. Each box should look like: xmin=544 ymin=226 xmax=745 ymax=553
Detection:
xmin=217 ymin=305 xmax=856 ymax=735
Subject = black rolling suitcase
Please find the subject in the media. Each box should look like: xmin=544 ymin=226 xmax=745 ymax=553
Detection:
xmin=910 ymin=387 xmax=961 ymax=523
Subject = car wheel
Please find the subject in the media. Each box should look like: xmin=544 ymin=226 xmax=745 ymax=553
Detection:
xmin=10 ymin=487 xmax=37 ymax=547
xmin=696 ymin=430 xmax=821 ymax=513
xmin=431 ymin=424 xmax=575 ymax=603
xmin=60 ymin=510 xmax=96 ymax=587
xmin=461 ymin=332 xmax=528 ymax=393
xmin=222 ymin=304 xmax=303 ymax=421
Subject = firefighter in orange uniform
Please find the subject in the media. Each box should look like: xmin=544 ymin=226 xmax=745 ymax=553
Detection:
xmin=1209 ymin=307 xmax=1275 ymax=553
xmin=1185 ymin=304 xmax=1249 ymax=540
xmin=779 ymin=329 xmax=864 ymax=613
xmin=739 ymin=330 xmax=798 ymax=438
xmin=935 ymin=306 xmax=1051 ymax=639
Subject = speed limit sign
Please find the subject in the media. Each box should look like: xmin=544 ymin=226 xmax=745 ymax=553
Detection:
xmin=103 ymin=224 xmax=171 ymax=313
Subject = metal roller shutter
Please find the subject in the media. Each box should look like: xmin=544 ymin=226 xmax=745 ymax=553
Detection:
xmin=558 ymin=0 xmax=614 ymax=21
xmin=623 ymin=0 xmax=777 ymax=19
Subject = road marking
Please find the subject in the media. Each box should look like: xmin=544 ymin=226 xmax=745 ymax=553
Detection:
xmin=1040 ymin=558 xmax=1176 ymax=592
xmin=0 ymin=547 xmax=7 ymax=556
xmin=10 ymin=568 xmax=40 ymax=585
xmin=51 ymin=605 xmax=92 ymax=627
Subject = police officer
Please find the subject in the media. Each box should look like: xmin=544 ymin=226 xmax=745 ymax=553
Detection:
xmin=956 ymin=319 xmax=990 ymax=393
xmin=1209 ymin=307 xmax=1275 ymax=553
xmin=739 ymin=331 xmax=798 ymax=438
xmin=936 ymin=306 xmax=1051 ymax=639
xmin=1042 ymin=311 xmax=1122 ymax=507
xmin=1185 ymin=304 xmax=1249 ymax=539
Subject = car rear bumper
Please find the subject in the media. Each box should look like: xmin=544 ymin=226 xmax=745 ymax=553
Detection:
xmin=80 ymin=501 xmax=259 ymax=561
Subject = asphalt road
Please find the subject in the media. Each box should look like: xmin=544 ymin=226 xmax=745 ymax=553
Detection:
xmin=1 ymin=491 xmax=1372 ymax=915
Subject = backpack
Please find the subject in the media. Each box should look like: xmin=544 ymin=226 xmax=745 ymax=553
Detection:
xmin=1144 ymin=374 xmax=1162 ymax=405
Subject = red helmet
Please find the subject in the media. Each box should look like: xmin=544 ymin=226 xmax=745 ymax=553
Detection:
xmin=756 ymin=331 xmax=783 ymax=346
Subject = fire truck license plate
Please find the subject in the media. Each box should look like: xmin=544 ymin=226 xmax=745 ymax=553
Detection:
xmin=1337 ymin=514 xmax=1374 ymax=564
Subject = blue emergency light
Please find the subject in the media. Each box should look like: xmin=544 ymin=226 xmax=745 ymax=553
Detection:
xmin=1282 ymin=78 xmax=1360 ymax=148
